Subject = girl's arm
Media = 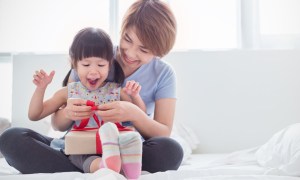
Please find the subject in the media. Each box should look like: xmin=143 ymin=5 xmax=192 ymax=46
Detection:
xmin=28 ymin=69 xmax=67 ymax=121
xmin=121 ymin=80 xmax=146 ymax=112
xmin=28 ymin=87 xmax=68 ymax=121
xmin=51 ymin=98 xmax=93 ymax=131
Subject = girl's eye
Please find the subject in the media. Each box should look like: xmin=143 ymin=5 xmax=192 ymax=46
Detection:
xmin=98 ymin=64 xmax=105 ymax=67
xmin=82 ymin=64 xmax=89 ymax=67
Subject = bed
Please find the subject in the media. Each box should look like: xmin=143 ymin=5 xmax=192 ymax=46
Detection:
xmin=1 ymin=151 xmax=300 ymax=180
xmin=1 ymin=123 xmax=300 ymax=180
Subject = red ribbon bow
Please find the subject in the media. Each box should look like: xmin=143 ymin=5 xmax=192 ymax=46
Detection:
xmin=71 ymin=100 xmax=132 ymax=154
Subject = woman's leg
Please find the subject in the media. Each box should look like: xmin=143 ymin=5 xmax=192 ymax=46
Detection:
xmin=0 ymin=127 xmax=81 ymax=174
xmin=142 ymin=137 xmax=183 ymax=173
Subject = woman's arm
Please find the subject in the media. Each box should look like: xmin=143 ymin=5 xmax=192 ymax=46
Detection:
xmin=28 ymin=69 xmax=67 ymax=121
xmin=96 ymin=98 xmax=176 ymax=139
xmin=133 ymin=98 xmax=175 ymax=138
xmin=51 ymin=108 xmax=73 ymax=131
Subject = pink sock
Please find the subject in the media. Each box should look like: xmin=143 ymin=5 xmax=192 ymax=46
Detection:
xmin=99 ymin=122 xmax=121 ymax=173
xmin=119 ymin=132 xmax=142 ymax=180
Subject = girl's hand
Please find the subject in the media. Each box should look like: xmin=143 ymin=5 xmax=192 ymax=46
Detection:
xmin=33 ymin=69 xmax=55 ymax=89
xmin=63 ymin=98 xmax=94 ymax=120
xmin=96 ymin=101 xmax=143 ymax=123
xmin=122 ymin=80 xmax=142 ymax=98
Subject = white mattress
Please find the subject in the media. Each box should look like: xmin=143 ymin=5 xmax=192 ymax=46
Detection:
xmin=1 ymin=152 xmax=300 ymax=180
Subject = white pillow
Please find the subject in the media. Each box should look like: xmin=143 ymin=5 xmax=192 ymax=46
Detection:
xmin=255 ymin=123 xmax=300 ymax=176
xmin=171 ymin=121 xmax=200 ymax=163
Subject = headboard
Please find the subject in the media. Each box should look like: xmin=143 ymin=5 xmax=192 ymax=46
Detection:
xmin=12 ymin=50 xmax=300 ymax=153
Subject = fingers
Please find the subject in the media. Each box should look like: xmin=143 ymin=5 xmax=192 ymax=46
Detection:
xmin=49 ymin=70 xmax=55 ymax=78
xmin=125 ymin=80 xmax=142 ymax=93
xmin=33 ymin=69 xmax=55 ymax=84
xmin=34 ymin=69 xmax=46 ymax=79
xmin=67 ymin=110 xmax=92 ymax=119
xmin=97 ymin=101 xmax=115 ymax=111
xmin=95 ymin=108 xmax=118 ymax=122
xmin=68 ymin=98 xmax=87 ymax=106
xmin=65 ymin=98 xmax=93 ymax=120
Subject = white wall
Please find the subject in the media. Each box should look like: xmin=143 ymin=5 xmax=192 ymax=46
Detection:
xmin=12 ymin=50 xmax=300 ymax=153
xmin=164 ymin=50 xmax=300 ymax=153
xmin=12 ymin=54 xmax=70 ymax=135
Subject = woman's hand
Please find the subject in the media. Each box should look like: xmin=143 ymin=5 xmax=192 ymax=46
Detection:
xmin=96 ymin=101 xmax=145 ymax=123
xmin=63 ymin=98 xmax=94 ymax=120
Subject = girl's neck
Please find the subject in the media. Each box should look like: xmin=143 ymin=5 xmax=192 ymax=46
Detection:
xmin=80 ymin=81 xmax=107 ymax=91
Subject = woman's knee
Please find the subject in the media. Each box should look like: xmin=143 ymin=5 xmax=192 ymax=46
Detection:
xmin=0 ymin=127 xmax=30 ymax=154
xmin=142 ymin=137 xmax=184 ymax=172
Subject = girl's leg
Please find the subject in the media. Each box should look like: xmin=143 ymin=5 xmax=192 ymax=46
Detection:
xmin=98 ymin=122 xmax=121 ymax=172
xmin=119 ymin=131 xmax=142 ymax=179
xmin=142 ymin=137 xmax=184 ymax=173
xmin=0 ymin=127 xmax=81 ymax=174
xmin=70 ymin=123 xmax=122 ymax=173
xmin=69 ymin=155 xmax=100 ymax=173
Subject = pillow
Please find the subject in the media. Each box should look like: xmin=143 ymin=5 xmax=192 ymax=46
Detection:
xmin=255 ymin=123 xmax=300 ymax=176
xmin=171 ymin=121 xmax=200 ymax=163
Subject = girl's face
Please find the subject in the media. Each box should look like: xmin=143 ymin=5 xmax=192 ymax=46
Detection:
xmin=76 ymin=57 xmax=109 ymax=91
xmin=119 ymin=26 xmax=155 ymax=71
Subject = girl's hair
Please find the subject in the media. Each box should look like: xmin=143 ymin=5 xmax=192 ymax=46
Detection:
xmin=62 ymin=69 xmax=72 ymax=87
xmin=64 ymin=27 xmax=124 ymax=85
xmin=121 ymin=0 xmax=177 ymax=57
xmin=69 ymin=27 xmax=113 ymax=68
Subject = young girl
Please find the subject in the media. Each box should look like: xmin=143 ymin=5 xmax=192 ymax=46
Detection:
xmin=28 ymin=27 xmax=144 ymax=179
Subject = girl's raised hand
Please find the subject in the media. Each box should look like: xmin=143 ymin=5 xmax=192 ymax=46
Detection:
xmin=123 ymin=80 xmax=142 ymax=98
xmin=33 ymin=69 xmax=55 ymax=89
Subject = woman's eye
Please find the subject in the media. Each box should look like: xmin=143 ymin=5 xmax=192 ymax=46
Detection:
xmin=124 ymin=37 xmax=131 ymax=42
xmin=140 ymin=49 xmax=148 ymax=53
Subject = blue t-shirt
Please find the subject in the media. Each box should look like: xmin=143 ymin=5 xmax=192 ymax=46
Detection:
xmin=70 ymin=46 xmax=177 ymax=117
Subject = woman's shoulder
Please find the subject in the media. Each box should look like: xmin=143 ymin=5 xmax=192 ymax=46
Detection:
xmin=149 ymin=57 xmax=176 ymax=76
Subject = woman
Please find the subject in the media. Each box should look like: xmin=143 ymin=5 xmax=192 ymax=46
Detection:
xmin=0 ymin=0 xmax=183 ymax=174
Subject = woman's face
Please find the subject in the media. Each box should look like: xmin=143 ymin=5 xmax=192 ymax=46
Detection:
xmin=76 ymin=57 xmax=109 ymax=91
xmin=119 ymin=26 xmax=155 ymax=71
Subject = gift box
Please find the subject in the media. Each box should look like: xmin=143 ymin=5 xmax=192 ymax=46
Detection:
xmin=65 ymin=129 xmax=101 ymax=155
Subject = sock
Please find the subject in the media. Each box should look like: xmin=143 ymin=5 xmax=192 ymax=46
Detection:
xmin=119 ymin=132 xmax=142 ymax=180
xmin=99 ymin=122 xmax=121 ymax=173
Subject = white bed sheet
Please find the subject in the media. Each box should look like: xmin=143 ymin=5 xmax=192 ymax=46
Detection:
xmin=1 ymin=151 xmax=300 ymax=180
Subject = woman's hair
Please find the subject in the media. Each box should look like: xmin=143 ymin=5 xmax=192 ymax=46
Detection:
xmin=63 ymin=27 xmax=124 ymax=86
xmin=121 ymin=0 xmax=177 ymax=57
